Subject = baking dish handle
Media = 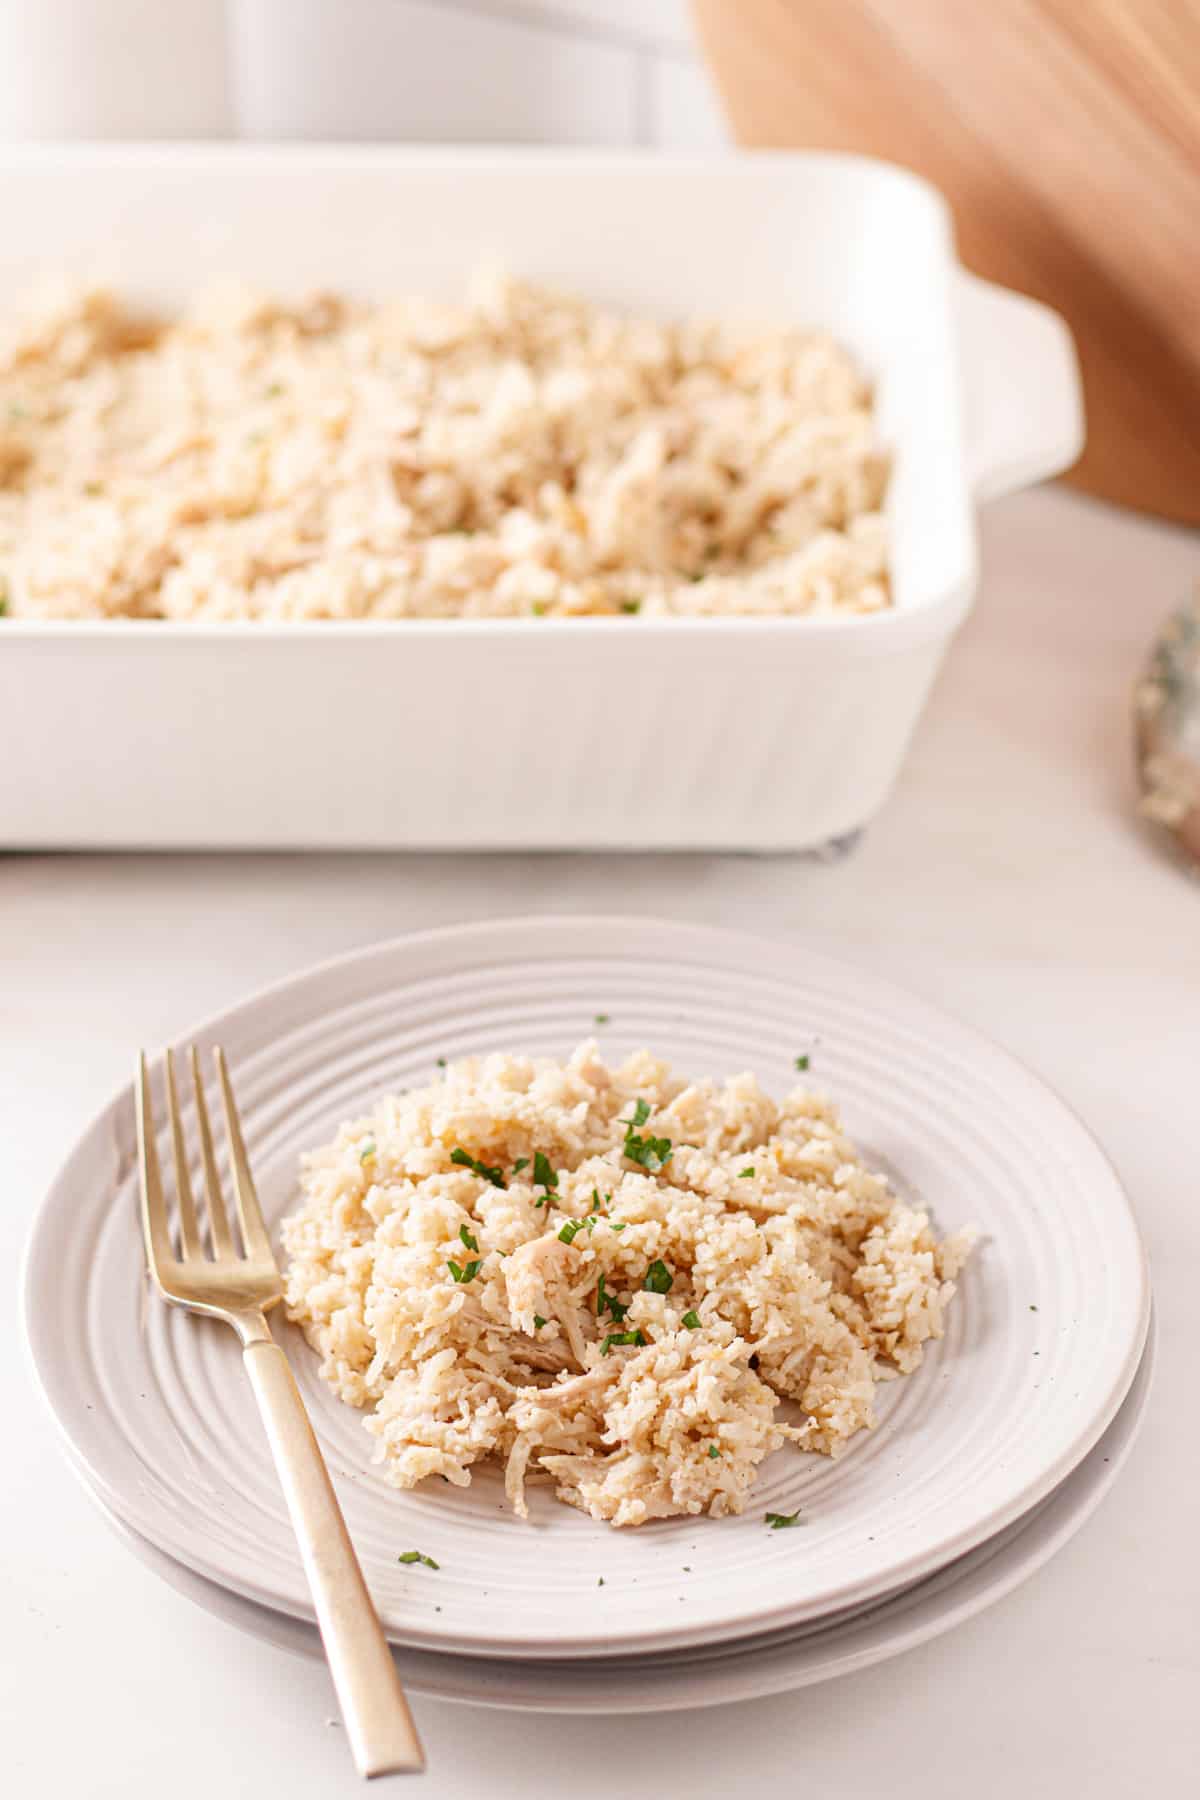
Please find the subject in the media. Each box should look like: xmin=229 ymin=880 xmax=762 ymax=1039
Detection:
xmin=956 ymin=271 xmax=1085 ymax=502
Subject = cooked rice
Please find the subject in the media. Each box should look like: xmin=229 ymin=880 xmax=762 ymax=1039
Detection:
xmin=281 ymin=1045 xmax=971 ymax=1528
xmin=0 ymin=272 xmax=889 ymax=621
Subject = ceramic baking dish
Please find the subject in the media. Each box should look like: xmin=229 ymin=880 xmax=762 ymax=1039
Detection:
xmin=0 ymin=145 xmax=1083 ymax=850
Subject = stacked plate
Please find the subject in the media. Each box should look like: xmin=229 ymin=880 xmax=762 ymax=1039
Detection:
xmin=23 ymin=918 xmax=1153 ymax=1713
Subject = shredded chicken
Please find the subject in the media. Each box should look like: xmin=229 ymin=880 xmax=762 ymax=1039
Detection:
xmin=282 ymin=1044 xmax=972 ymax=1527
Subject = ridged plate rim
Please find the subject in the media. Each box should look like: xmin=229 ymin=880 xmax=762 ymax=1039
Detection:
xmin=22 ymin=915 xmax=1151 ymax=1657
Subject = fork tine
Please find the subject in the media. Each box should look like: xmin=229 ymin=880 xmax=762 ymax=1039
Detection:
xmin=135 ymin=1052 xmax=175 ymax=1280
xmin=189 ymin=1044 xmax=236 ymax=1260
xmin=215 ymin=1046 xmax=273 ymax=1262
xmin=163 ymin=1048 xmax=204 ymax=1261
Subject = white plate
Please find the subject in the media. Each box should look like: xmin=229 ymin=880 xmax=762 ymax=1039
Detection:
xmin=72 ymin=1319 xmax=1155 ymax=1712
xmin=23 ymin=917 xmax=1150 ymax=1659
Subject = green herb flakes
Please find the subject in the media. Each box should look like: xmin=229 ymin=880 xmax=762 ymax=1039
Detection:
xmin=450 ymin=1146 xmax=507 ymax=1188
xmin=447 ymin=1258 xmax=482 ymax=1284
xmin=594 ymin=1012 xmax=610 ymax=1025
xmin=622 ymin=1099 xmax=673 ymax=1172
xmin=681 ymin=1310 xmax=702 ymax=1330
xmin=708 ymin=1444 xmax=720 ymax=1459
xmin=643 ymin=1259 xmax=673 ymax=1294
xmin=459 ymin=1223 xmax=479 ymax=1252
xmin=620 ymin=600 xmax=641 ymax=614
xmin=601 ymin=1330 xmax=645 ymax=1355
xmin=436 ymin=1057 xmax=447 ymax=1069
xmin=558 ymin=1219 xmax=583 ymax=1245
xmin=533 ymin=1314 xmax=548 ymax=1330
xmin=794 ymin=1054 xmax=810 ymax=1072
xmin=765 ymin=1511 xmax=802 ymax=1530
xmin=596 ymin=1273 xmax=628 ymax=1323
xmin=597 ymin=1576 xmax=605 ymax=1586
xmin=359 ymin=1141 xmax=376 ymax=1164
xmin=512 ymin=1157 xmax=530 ymax=1175
xmin=398 ymin=1550 xmax=440 ymax=1569
xmin=533 ymin=1150 xmax=559 ymax=1192
xmin=531 ymin=601 xmax=547 ymax=616
xmin=738 ymin=1167 xmax=755 ymax=1179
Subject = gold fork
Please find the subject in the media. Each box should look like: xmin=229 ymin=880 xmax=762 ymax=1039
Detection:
xmin=135 ymin=1045 xmax=425 ymax=1779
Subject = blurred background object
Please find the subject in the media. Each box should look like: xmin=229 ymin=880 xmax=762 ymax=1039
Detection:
xmin=1135 ymin=590 xmax=1200 ymax=870
xmin=693 ymin=0 xmax=1200 ymax=525
xmin=230 ymin=0 xmax=728 ymax=147
xmin=0 ymin=0 xmax=230 ymax=137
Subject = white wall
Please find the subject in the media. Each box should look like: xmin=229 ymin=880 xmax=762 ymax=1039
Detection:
xmin=0 ymin=0 xmax=728 ymax=148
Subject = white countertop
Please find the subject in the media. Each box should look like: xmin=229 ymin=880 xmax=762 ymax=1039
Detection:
xmin=3 ymin=484 xmax=1196 ymax=1797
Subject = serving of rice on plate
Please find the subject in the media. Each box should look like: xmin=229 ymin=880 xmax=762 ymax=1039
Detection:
xmin=282 ymin=1044 xmax=973 ymax=1529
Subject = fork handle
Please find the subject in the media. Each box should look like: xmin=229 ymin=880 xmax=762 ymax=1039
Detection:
xmin=242 ymin=1339 xmax=425 ymax=1778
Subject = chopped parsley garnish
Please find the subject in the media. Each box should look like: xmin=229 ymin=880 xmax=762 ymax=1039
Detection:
xmin=601 ymin=1330 xmax=645 ymax=1355
xmin=622 ymin=1099 xmax=673 ymax=1172
xmin=708 ymin=1444 xmax=720 ymax=1459
xmin=450 ymin=1147 xmax=507 ymax=1188
xmin=739 ymin=1167 xmax=755 ymax=1179
xmin=436 ymin=1057 xmax=447 ymax=1069
xmin=512 ymin=1157 xmax=530 ymax=1175
xmin=609 ymin=1219 xmax=627 ymax=1231
xmin=595 ymin=1273 xmax=629 ymax=1322
xmin=765 ymin=1510 xmax=802 ymax=1529
xmin=1029 ymin=1304 xmax=1038 ymax=1312
xmin=620 ymin=600 xmax=641 ymax=614
xmin=794 ymin=1054 xmax=810 ymax=1072
xmin=459 ymin=1223 xmax=479 ymax=1251
xmin=594 ymin=1012 xmax=610 ymax=1025
xmin=531 ymin=601 xmax=547 ymax=616
xmin=398 ymin=1550 xmax=440 ymax=1569
xmin=643 ymin=1259 xmax=673 ymax=1294
xmin=681 ymin=1310 xmax=702 ymax=1329
xmin=590 ymin=1189 xmax=605 ymax=1213
xmin=533 ymin=1314 xmax=548 ymax=1330
xmin=597 ymin=1576 xmax=605 ymax=1586
xmin=0 ymin=592 xmax=7 ymax=618
xmin=558 ymin=1219 xmax=583 ymax=1245
xmin=533 ymin=1151 xmax=559 ymax=1193
xmin=447 ymin=1258 xmax=482 ymax=1283
xmin=359 ymin=1141 xmax=376 ymax=1163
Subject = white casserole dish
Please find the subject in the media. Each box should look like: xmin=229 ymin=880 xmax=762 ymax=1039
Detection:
xmin=0 ymin=145 xmax=1083 ymax=850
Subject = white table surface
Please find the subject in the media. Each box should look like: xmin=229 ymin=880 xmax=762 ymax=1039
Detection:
xmin=3 ymin=484 xmax=1197 ymax=1798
